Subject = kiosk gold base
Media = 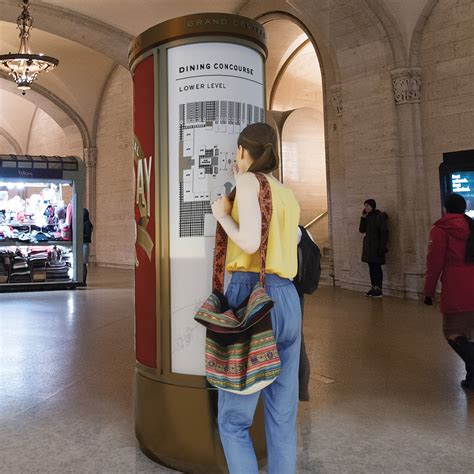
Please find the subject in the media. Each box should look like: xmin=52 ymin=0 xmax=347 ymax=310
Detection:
xmin=135 ymin=370 xmax=267 ymax=473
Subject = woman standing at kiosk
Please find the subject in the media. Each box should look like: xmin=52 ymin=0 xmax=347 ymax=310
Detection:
xmin=211 ymin=123 xmax=301 ymax=473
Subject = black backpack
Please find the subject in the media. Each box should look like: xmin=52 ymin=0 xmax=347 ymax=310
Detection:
xmin=294 ymin=225 xmax=321 ymax=295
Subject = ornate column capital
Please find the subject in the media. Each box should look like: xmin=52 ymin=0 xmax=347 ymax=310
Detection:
xmin=83 ymin=147 xmax=98 ymax=168
xmin=391 ymin=67 xmax=421 ymax=105
xmin=330 ymin=84 xmax=343 ymax=117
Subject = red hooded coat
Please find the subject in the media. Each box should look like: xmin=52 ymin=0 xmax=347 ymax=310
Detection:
xmin=424 ymin=213 xmax=474 ymax=314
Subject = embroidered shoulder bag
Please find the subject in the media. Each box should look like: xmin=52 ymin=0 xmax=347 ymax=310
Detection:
xmin=194 ymin=173 xmax=281 ymax=395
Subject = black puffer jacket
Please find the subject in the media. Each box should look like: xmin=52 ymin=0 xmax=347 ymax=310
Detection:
xmin=359 ymin=210 xmax=389 ymax=264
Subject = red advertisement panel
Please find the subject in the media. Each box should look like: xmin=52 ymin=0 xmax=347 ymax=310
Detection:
xmin=133 ymin=55 xmax=157 ymax=368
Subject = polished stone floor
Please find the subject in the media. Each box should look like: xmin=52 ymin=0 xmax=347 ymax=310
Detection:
xmin=0 ymin=268 xmax=472 ymax=473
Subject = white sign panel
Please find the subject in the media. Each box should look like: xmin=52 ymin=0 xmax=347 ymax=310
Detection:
xmin=168 ymin=42 xmax=265 ymax=375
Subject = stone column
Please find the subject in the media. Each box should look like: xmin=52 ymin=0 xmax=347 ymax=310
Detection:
xmin=390 ymin=67 xmax=428 ymax=297
xmin=83 ymin=147 xmax=97 ymax=263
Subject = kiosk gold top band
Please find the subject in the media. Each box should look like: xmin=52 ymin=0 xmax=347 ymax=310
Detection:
xmin=129 ymin=13 xmax=268 ymax=69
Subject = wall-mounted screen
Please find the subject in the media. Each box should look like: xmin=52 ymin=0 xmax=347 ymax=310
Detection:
xmin=450 ymin=171 xmax=474 ymax=217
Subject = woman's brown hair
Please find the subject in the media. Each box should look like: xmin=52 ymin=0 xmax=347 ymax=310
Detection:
xmin=237 ymin=123 xmax=279 ymax=174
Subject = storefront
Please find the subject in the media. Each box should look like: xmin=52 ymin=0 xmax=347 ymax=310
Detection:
xmin=0 ymin=154 xmax=85 ymax=291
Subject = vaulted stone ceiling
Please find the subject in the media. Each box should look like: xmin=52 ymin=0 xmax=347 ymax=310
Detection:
xmin=41 ymin=0 xmax=248 ymax=35
xmin=37 ymin=0 xmax=431 ymax=47
xmin=0 ymin=19 xmax=114 ymax=130
xmin=382 ymin=0 xmax=429 ymax=48
xmin=0 ymin=89 xmax=36 ymax=153
xmin=0 ymin=0 xmax=248 ymax=153
xmin=0 ymin=0 xmax=434 ymax=154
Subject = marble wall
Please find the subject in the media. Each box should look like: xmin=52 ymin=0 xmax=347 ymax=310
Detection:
xmin=26 ymin=108 xmax=70 ymax=156
xmin=95 ymin=66 xmax=135 ymax=268
xmin=420 ymin=0 xmax=474 ymax=224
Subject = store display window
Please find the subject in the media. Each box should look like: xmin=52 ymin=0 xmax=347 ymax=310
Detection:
xmin=0 ymin=181 xmax=73 ymax=284
xmin=0 ymin=155 xmax=85 ymax=290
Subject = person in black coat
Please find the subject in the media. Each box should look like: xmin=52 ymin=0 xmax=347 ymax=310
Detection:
xmin=82 ymin=208 xmax=93 ymax=286
xmin=359 ymin=199 xmax=388 ymax=297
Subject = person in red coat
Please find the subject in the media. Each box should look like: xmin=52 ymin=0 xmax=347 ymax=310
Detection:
xmin=424 ymin=194 xmax=474 ymax=391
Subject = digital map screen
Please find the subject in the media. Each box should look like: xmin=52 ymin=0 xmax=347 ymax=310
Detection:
xmin=451 ymin=171 xmax=474 ymax=217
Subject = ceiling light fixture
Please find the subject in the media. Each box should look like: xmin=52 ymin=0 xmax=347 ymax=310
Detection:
xmin=0 ymin=0 xmax=58 ymax=95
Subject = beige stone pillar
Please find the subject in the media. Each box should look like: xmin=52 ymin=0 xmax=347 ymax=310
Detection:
xmin=391 ymin=67 xmax=429 ymax=296
xmin=83 ymin=147 xmax=97 ymax=263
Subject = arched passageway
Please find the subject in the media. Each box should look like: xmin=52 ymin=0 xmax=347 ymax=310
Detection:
xmin=263 ymin=17 xmax=330 ymax=259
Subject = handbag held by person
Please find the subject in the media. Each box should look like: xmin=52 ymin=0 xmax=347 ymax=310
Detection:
xmin=194 ymin=173 xmax=281 ymax=395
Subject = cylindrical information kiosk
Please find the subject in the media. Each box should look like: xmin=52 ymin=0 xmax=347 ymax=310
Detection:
xmin=129 ymin=14 xmax=268 ymax=473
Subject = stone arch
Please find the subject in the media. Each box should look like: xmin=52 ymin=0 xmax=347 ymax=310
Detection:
xmin=241 ymin=1 xmax=404 ymax=293
xmin=269 ymin=38 xmax=311 ymax=110
xmin=0 ymin=126 xmax=22 ymax=154
xmin=281 ymin=107 xmax=327 ymax=230
xmin=0 ymin=73 xmax=91 ymax=151
xmin=246 ymin=6 xmax=334 ymax=271
xmin=243 ymin=4 xmax=362 ymax=184
xmin=364 ymin=0 xmax=407 ymax=67
xmin=282 ymin=107 xmax=324 ymax=129
xmin=254 ymin=9 xmax=340 ymax=89
xmin=409 ymin=0 xmax=440 ymax=66
xmin=240 ymin=0 xmax=404 ymax=88
xmin=92 ymin=63 xmax=122 ymax=145
xmin=251 ymin=9 xmax=332 ymax=198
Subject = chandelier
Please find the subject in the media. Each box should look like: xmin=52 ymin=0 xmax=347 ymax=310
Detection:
xmin=0 ymin=0 xmax=58 ymax=95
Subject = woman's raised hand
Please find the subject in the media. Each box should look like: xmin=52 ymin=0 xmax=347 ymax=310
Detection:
xmin=212 ymin=195 xmax=232 ymax=220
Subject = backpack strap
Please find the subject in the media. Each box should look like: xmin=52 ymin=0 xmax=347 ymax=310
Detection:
xmin=212 ymin=173 xmax=273 ymax=293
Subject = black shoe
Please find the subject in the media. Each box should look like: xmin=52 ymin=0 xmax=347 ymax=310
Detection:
xmin=371 ymin=287 xmax=383 ymax=298
xmin=366 ymin=287 xmax=383 ymax=298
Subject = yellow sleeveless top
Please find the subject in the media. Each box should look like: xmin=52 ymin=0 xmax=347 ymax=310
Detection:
xmin=226 ymin=177 xmax=300 ymax=279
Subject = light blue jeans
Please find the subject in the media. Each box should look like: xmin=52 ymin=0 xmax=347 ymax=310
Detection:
xmin=218 ymin=272 xmax=302 ymax=474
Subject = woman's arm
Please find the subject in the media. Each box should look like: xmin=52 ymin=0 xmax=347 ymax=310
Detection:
xmin=378 ymin=213 xmax=388 ymax=255
xmin=423 ymin=226 xmax=447 ymax=298
xmin=212 ymin=172 xmax=261 ymax=254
